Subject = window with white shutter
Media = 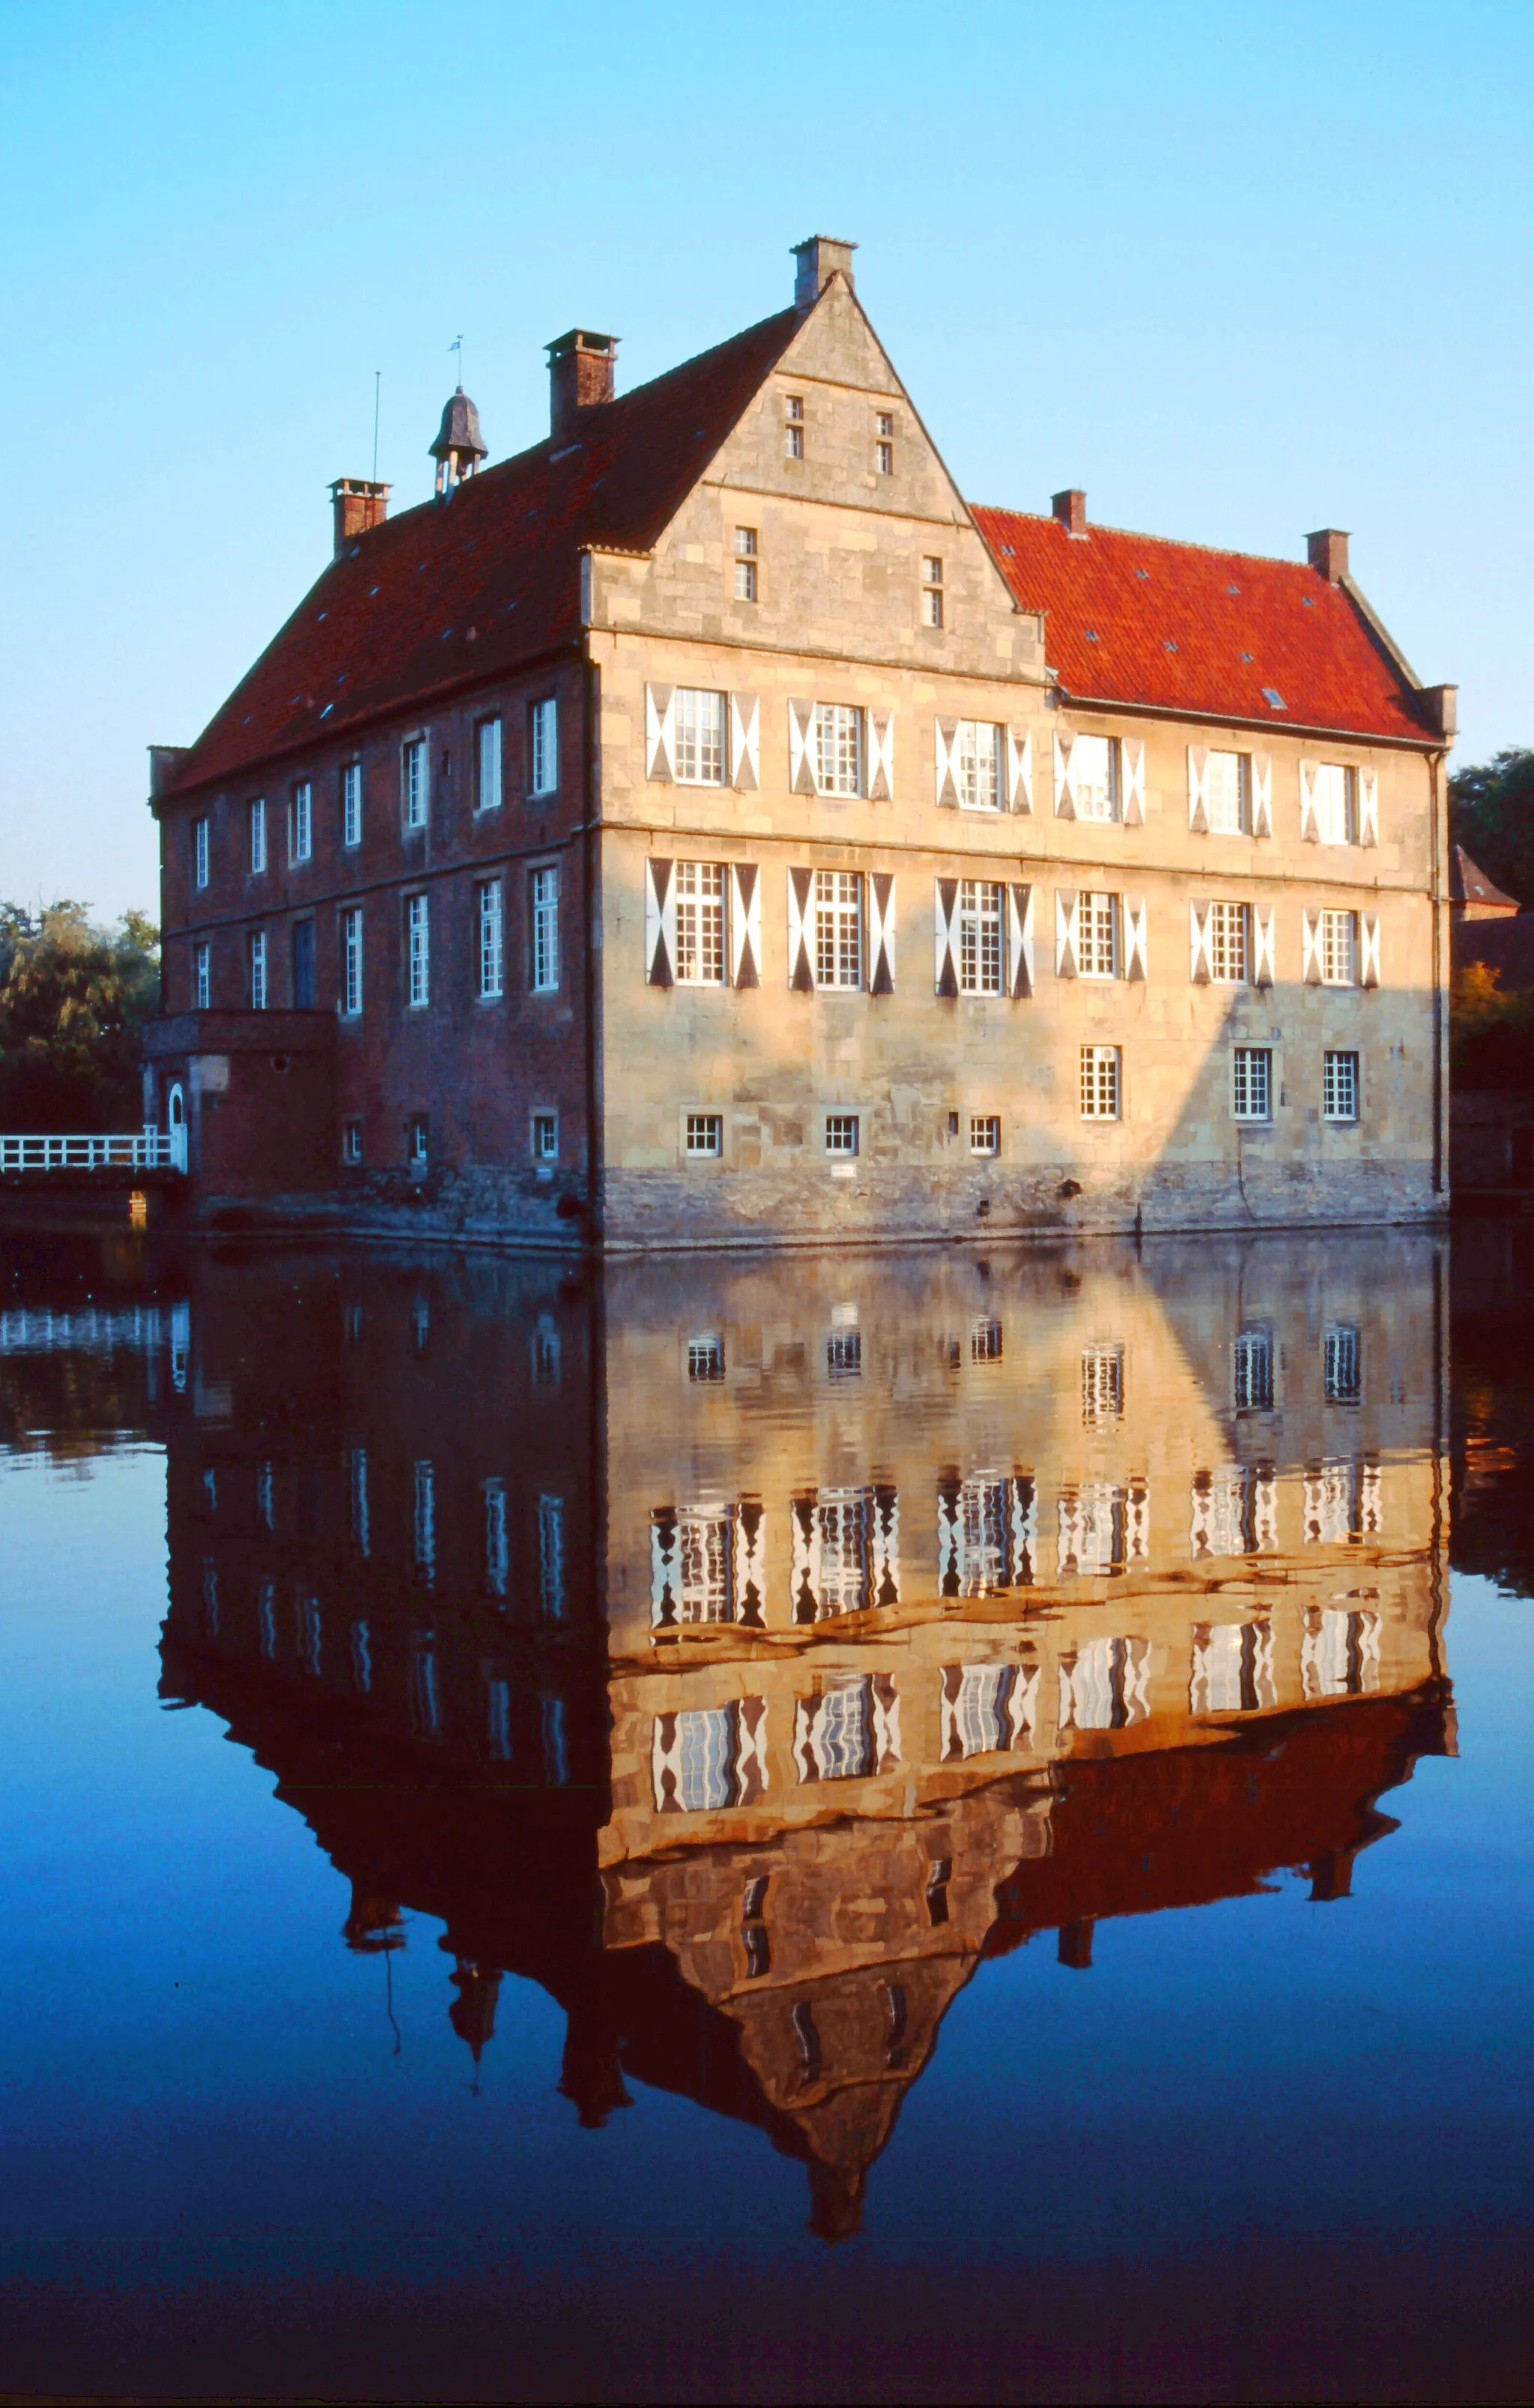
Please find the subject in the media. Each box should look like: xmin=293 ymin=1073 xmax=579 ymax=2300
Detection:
xmin=1207 ymin=901 xmax=1250 ymax=983
xmin=1072 ymin=735 xmax=1119 ymax=823
xmin=1314 ymin=764 xmax=1358 ymax=846
xmin=814 ymin=871 xmax=863 ymax=987
xmin=1078 ymin=891 xmax=1119 ymax=979
xmin=815 ymin=704 xmax=863 ymax=796
xmin=674 ymin=690 xmax=727 ymax=785
xmin=673 ymin=862 xmax=727 ymax=984
xmin=957 ymin=881 xmax=1004 ymax=994
xmin=1206 ymin=751 xmax=1251 ymax=835
xmin=1321 ymin=910 xmax=1357 ymax=986
xmin=954 ymin=722 xmax=1003 ymax=811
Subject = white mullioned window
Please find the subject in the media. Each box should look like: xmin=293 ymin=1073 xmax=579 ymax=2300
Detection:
xmin=1078 ymin=890 xmax=1120 ymax=979
xmin=291 ymin=781 xmax=312 ymax=863
xmin=675 ymin=861 xmax=727 ymax=984
xmin=404 ymin=739 xmax=428 ymax=829
xmin=674 ymin=689 xmax=727 ymax=785
xmin=1080 ymin=1044 xmax=1121 ymax=1119
xmin=685 ymin=1113 xmax=723 ymax=1158
xmin=194 ymin=940 xmax=210 ymax=1009
xmin=1072 ymin=734 xmax=1121 ymax=823
xmin=1206 ymin=750 xmax=1251 ymax=835
xmin=476 ymin=717 xmax=503 ymax=811
xmin=531 ymin=866 xmax=560 ymax=992
xmin=342 ymin=761 xmax=363 ymax=847
xmin=734 ymin=526 xmax=758 ymax=602
xmin=249 ymin=796 xmax=267 ymax=873
xmin=194 ymin=817 xmax=210 ymax=889
xmin=1321 ymin=909 xmax=1357 ymax=985
xmin=532 ymin=1112 xmax=558 ymax=1161
xmin=970 ymin=1114 xmax=1001 ymax=1156
xmin=958 ymin=880 xmax=1004 ymax=994
xmin=955 ymin=721 xmax=1003 ymax=812
xmin=249 ymin=928 xmax=267 ymax=1008
xmin=1232 ymin=1047 xmax=1272 ymax=1121
xmin=407 ymin=894 xmax=429 ymax=1007
xmin=825 ymin=1114 xmax=859 ymax=1156
xmin=1315 ymin=763 xmax=1359 ymax=845
xmin=1324 ymin=1049 xmax=1359 ymax=1122
xmin=477 ymin=879 xmax=504 ymax=998
xmin=341 ymin=906 xmax=363 ymax=1015
xmin=922 ymin=555 xmax=944 ymax=627
xmin=813 ymin=869 xmax=863 ymax=987
xmin=1207 ymin=900 xmax=1250 ymax=983
xmin=530 ymin=698 xmax=558 ymax=797
xmin=814 ymin=703 xmax=863 ymax=796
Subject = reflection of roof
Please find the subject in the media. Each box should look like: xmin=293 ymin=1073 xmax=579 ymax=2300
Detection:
xmin=1451 ymin=844 xmax=1520 ymax=913
xmin=1455 ymin=916 xmax=1534 ymax=995
xmin=971 ymin=505 xmax=1437 ymax=745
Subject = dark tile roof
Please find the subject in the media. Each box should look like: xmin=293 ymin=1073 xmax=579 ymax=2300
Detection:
xmin=1450 ymin=844 xmax=1520 ymax=912
xmin=163 ymin=307 xmax=801 ymax=799
xmin=971 ymin=505 xmax=1437 ymax=745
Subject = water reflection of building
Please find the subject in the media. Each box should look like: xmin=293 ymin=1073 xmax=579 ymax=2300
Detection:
xmin=149 ymin=1234 xmax=1454 ymax=2237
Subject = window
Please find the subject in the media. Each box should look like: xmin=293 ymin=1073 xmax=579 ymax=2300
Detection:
xmin=922 ymin=556 xmax=944 ymax=627
xmin=814 ymin=702 xmax=863 ymax=796
xmin=529 ymin=698 xmax=558 ymax=797
xmin=1208 ymin=900 xmax=1250 ymax=983
xmin=477 ymin=879 xmax=503 ymax=998
xmin=688 ymin=1334 xmax=725 ymax=1382
xmin=686 ymin=1112 xmax=723 ymax=1158
xmin=249 ymin=797 xmax=267 ymax=874
xmin=957 ymin=880 xmax=1004 ymax=994
xmin=407 ymin=894 xmax=429 ymax=1007
xmin=1321 ymin=909 xmax=1356 ymax=986
xmin=1324 ymin=1322 xmax=1362 ymax=1405
xmin=342 ymin=1119 xmax=363 ymax=1165
xmin=342 ymin=761 xmax=363 ymax=847
xmin=875 ymin=410 xmax=894 ymax=474
xmin=1082 ymin=1343 xmax=1125 ymax=1424
xmin=530 ymin=866 xmax=560 ymax=992
xmin=1072 ymin=734 xmax=1120 ymax=823
xmin=1080 ymin=1044 xmax=1121 ymax=1119
xmin=813 ymin=869 xmax=863 ymax=987
xmin=673 ymin=861 xmax=727 ymax=982
xmin=1232 ymin=1047 xmax=1272 ymax=1121
xmin=538 ymin=1494 xmax=566 ymax=1620
xmin=971 ymin=1316 xmax=1003 ymax=1364
xmin=1315 ymin=763 xmax=1359 ymax=846
xmin=291 ymin=917 xmax=315 ymax=1008
xmin=408 ymin=1115 xmax=429 ymax=1171
xmin=784 ymin=394 xmax=804 ymax=459
xmin=531 ymin=1111 xmax=558 ymax=1161
xmin=291 ymin=781 xmax=312 ymax=863
xmin=340 ymin=906 xmax=363 ymax=1015
xmin=733 ymin=526 xmax=758 ymax=602
xmin=876 ymin=441 xmax=893 ymax=476
xmin=476 ymin=717 xmax=503 ymax=812
xmin=193 ymin=817 xmax=210 ymax=889
xmin=1078 ymin=890 xmax=1119 ymax=979
xmin=1324 ymin=1049 xmax=1359 ymax=1122
xmin=970 ymin=1114 xmax=1001 ymax=1156
xmin=249 ymin=928 xmax=267 ymax=1009
xmin=955 ymin=720 xmax=1003 ymax=812
xmin=189 ymin=941 xmax=210 ymax=1012
xmin=403 ymin=739 xmax=428 ymax=829
xmin=1207 ymin=750 xmax=1251 ymax=835
xmin=1233 ymin=1328 xmax=1275 ymax=1413
xmin=674 ymin=689 xmax=726 ymax=785
xmin=825 ymin=1113 xmax=859 ymax=1156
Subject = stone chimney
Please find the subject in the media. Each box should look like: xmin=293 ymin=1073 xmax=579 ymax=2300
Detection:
xmin=330 ymin=478 xmax=389 ymax=556
xmin=793 ymin=235 xmax=858 ymax=310
xmin=1052 ymin=488 xmax=1088 ymax=536
xmin=1306 ymin=526 xmax=1350 ymax=581
xmin=547 ymin=330 xmax=617 ymax=442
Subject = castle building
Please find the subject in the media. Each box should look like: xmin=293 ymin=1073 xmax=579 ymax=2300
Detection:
xmin=145 ymin=237 xmax=1457 ymax=1247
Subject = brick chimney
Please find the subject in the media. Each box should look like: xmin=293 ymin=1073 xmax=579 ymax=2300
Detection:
xmin=793 ymin=235 xmax=858 ymax=309
xmin=1052 ymin=488 xmax=1087 ymax=535
xmin=330 ymin=478 xmax=389 ymax=557
xmin=1306 ymin=526 xmax=1350 ymax=581
xmin=547 ymin=330 xmax=617 ymax=442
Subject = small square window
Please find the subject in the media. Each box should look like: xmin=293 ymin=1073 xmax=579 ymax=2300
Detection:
xmin=825 ymin=1113 xmax=859 ymax=1157
xmin=685 ymin=1112 xmax=723 ymax=1158
xmin=734 ymin=526 xmax=758 ymax=603
xmin=342 ymin=1119 xmax=363 ymax=1165
xmin=531 ymin=1112 xmax=559 ymax=1162
xmin=970 ymin=1114 xmax=1001 ymax=1156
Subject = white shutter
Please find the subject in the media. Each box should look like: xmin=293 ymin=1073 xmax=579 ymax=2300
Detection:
xmin=644 ymin=684 xmax=676 ymax=782
xmin=1053 ymin=732 xmax=1076 ymax=820
xmin=1121 ymin=738 xmax=1146 ymax=826
xmin=1302 ymin=908 xmax=1323 ymax=984
xmin=730 ymin=862 xmax=762 ymax=988
xmin=730 ymin=693 xmax=760 ymax=793
xmin=867 ymin=708 xmax=894 ymax=802
xmin=645 ymin=858 xmax=676 ymax=987
xmin=1299 ymin=760 xmax=1321 ymax=842
xmin=867 ymin=872 xmax=896 ymax=993
xmin=1007 ymin=884 xmax=1034 ymax=999
xmin=1253 ymin=904 xmax=1276 ymax=988
xmin=1359 ymin=767 xmax=1379 ymax=847
xmin=1124 ymin=894 xmax=1148 ymax=981
xmin=1251 ymin=752 xmax=1273 ymax=838
xmin=1189 ymin=900 xmax=1212 ymax=984
xmin=934 ymin=718 xmax=960 ymax=808
xmin=787 ymin=867 xmax=816 ymax=990
xmin=1006 ymin=727 xmax=1033 ymax=813
xmin=1187 ymin=745 xmax=1210 ymax=832
xmin=788 ymin=701 xmax=818 ymax=796
xmin=1361 ymin=911 xmax=1381 ymax=987
xmin=934 ymin=877 xmax=959 ymax=996
xmin=1055 ymin=889 xmax=1079 ymax=978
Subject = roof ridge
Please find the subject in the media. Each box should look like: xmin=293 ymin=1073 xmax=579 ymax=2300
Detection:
xmin=971 ymin=502 xmax=1321 ymax=578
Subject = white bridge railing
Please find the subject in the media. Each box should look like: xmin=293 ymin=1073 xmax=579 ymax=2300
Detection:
xmin=0 ymin=1128 xmax=183 ymax=1173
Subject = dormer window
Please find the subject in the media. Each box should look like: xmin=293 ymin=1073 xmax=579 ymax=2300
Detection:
xmin=922 ymin=557 xmax=944 ymax=629
xmin=784 ymin=396 xmax=804 ymax=460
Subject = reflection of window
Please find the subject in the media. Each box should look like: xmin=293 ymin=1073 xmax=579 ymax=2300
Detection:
xmin=971 ymin=1316 xmax=1003 ymax=1364
xmin=937 ymin=1471 xmax=1036 ymax=1595
xmin=1190 ymin=1618 xmax=1275 ymax=1714
xmin=1233 ymin=1327 xmax=1274 ymax=1412
xmin=541 ymin=1693 xmax=569 ymax=1784
xmin=348 ymin=1447 xmax=370 ymax=1555
xmin=486 ymin=1678 xmax=511 ymax=1761
xmin=350 ymin=1618 xmax=372 ymax=1693
xmin=651 ymin=1500 xmax=766 ymax=1627
xmin=1303 ymin=1456 xmax=1382 ymax=1545
xmin=791 ymin=1486 xmax=899 ymax=1621
xmin=1190 ymin=1463 xmax=1278 ymax=1557
xmin=940 ymin=1660 xmax=1038 ymax=1759
xmin=538 ymin=1494 xmax=566 ymax=1620
xmin=1081 ymin=1343 xmax=1124 ymax=1424
xmin=1058 ymin=1635 xmax=1150 ymax=1731
xmin=1057 ymin=1479 xmax=1149 ymax=1577
xmin=652 ymin=1698 xmax=768 ymax=1810
xmin=1324 ymin=1322 xmax=1362 ymax=1403
xmin=482 ymin=1477 xmax=508 ymax=1598
xmin=826 ymin=1327 xmax=861 ymax=1376
xmin=794 ymin=1672 xmax=900 ymax=1782
xmin=297 ymin=1593 xmax=323 ymax=1678
xmin=688 ymin=1334 xmax=725 ymax=1382
xmin=412 ymin=1459 xmax=436 ymax=1583
xmin=410 ymin=1642 xmax=440 ymax=1735
xmin=1303 ymin=1607 xmax=1380 ymax=1698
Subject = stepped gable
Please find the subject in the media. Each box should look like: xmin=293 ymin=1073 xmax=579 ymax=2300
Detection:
xmin=971 ymin=503 xmax=1437 ymax=745
xmin=162 ymin=306 xmax=801 ymax=799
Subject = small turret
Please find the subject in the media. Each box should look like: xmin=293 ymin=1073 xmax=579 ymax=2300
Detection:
xmin=430 ymin=387 xmax=487 ymax=496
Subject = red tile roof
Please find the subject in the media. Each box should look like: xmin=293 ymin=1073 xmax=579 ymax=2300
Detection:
xmin=163 ymin=307 xmax=801 ymax=799
xmin=971 ymin=505 xmax=1437 ymax=746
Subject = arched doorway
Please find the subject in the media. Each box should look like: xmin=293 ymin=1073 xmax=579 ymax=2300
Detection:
xmin=168 ymin=1082 xmax=187 ymax=1173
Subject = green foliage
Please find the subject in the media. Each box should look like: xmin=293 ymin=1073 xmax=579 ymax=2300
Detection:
xmin=1449 ymin=746 xmax=1534 ymax=907
xmin=0 ymin=901 xmax=161 ymax=1131
xmin=1451 ymin=958 xmax=1534 ymax=1091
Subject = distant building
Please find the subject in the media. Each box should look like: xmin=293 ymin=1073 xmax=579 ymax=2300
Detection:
xmin=145 ymin=237 xmax=1456 ymax=1247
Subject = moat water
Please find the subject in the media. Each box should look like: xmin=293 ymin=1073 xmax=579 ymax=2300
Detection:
xmin=2 ymin=1220 xmax=1533 ymax=2403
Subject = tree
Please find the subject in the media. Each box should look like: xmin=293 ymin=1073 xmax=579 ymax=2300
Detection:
xmin=1449 ymin=746 xmax=1534 ymax=907
xmin=0 ymin=902 xmax=161 ymax=1131
xmin=1450 ymin=959 xmax=1534 ymax=1090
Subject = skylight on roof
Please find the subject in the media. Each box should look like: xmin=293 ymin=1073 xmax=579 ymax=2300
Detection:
xmin=1165 ymin=641 xmax=1178 ymax=653
xmin=1227 ymin=584 xmax=1240 ymax=595
xmin=1085 ymin=629 xmax=1099 ymax=642
xmin=1135 ymin=567 xmax=1149 ymax=580
xmin=1262 ymin=687 xmax=1287 ymax=710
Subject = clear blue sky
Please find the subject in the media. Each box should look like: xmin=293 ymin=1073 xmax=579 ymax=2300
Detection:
xmin=1 ymin=0 xmax=1530 ymax=921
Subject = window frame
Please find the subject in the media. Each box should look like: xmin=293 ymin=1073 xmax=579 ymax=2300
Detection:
xmin=784 ymin=394 xmax=804 ymax=459
xmin=342 ymin=1118 xmax=363 ymax=1166
xmin=248 ymin=928 xmax=267 ymax=1010
xmin=685 ymin=1111 xmax=724 ymax=1159
xmin=1071 ymin=733 xmax=1122 ymax=825
xmin=1207 ymin=899 xmax=1251 ymax=984
xmin=1078 ymin=890 xmax=1121 ymax=981
xmin=957 ymin=878 xmax=1005 ymax=996
xmin=921 ymin=555 xmax=944 ymax=629
xmin=733 ymin=525 xmax=758 ymax=603
xmin=402 ymin=738 xmax=429 ymax=832
xmin=1315 ymin=763 xmax=1359 ymax=847
xmin=673 ymin=859 xmax=729 ymax=985
xmin=1231 ymin=1045 xmax=1273 ymax=1122
xmin=528 ymin=698 xmax=558 ymax=799
xmin=340 ymin=905 xmax=364 ymax=1017
xmin=813 ymin=868 xmax=864 ymax=989
xmin=1206 ymin=748 xmax=1252 ymax=836
xmin=969 ymin=1113 xmax=1001 ymax=1157
xmin=955 ymin=720 xmax=1004 ymax=814
xmin=673 ymin=689 xmax=728 ymax=788
xmin=342 ymin=761 xmax=363 ymax=849
xmin=476 ymin=877 xmax=505 ymax=999
xmin=530 ymin=864 xmax=560 ymax=993
xmin=530 ymin=1110 xmax=560 ymax=1164
xmin=194 ymin=938 xmax=210 ymax=1011
xmin=248 ymin=797 xmax=267 ymax=875
xmin=290 ymin=780 xmax=313 ymax=865
xmin=476 ymin=716 xmax=503 ymax=814
xmin=1323 ymin=1048 xmax=1360 ymax=1124
xmin=193 ymin=816 xmax=210 ymax=890
xmin=824 ymin=1113 xmax=860 ymax=1158
xmin=1321 ymin=908 xmax=1358 ymax=987
xmin=405 ymin=892 xmax=430 ymax=1009
xmin=813 ymin=702 xmax=864 ymax=799
xmin=1079 ymin=1044 xmax=1121 ymax=1121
